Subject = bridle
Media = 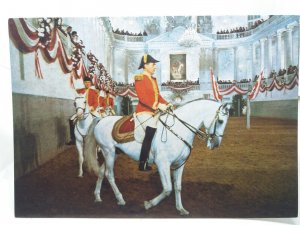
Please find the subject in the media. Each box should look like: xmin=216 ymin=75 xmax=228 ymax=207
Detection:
xmin=160 ymin=105 xmax=228 ymax=147
xmin=74 ymin=96 xmax=98 ymax=139
xmin=74 ymin=96 xmax=87 ymax=116
xmin=159 ymin=104 xmax=229 ymax=170
xmin=206 ymin=105 xmax=229 ymax=140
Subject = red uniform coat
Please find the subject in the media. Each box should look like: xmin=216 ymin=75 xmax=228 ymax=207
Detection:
xmin=76 ymin=88 xmax=99 ymax=110
xmin=98 ymin=95 xmax=114 ymax=113
xmin=134 ymin=74 xmax=168 ymax=115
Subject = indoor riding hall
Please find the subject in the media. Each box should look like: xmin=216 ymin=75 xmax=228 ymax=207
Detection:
xmin=8 ymin=15 xmax=298 ymax=221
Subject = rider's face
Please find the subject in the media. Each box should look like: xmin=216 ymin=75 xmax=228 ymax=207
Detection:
xmin=144 ymin=63 xmax=156 ymax=75
xmin=84 ymin=81 xmax=92 ymax=88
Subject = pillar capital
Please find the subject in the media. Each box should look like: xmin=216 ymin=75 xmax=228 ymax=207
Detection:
xmin=287 ymin=21 xmax=298 ymax=30
xmin=276 ymin=28 xmax=285 ymax=36
xmin=260 ymin=38 xmax=267 ymax=44
xmin=252 ymin=41 xmax=259 ymax=47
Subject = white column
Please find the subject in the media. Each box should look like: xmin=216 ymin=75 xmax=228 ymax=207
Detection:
xmin=191 ymin=16 xmax=198 ymax=25
xmin=276 ymin=29 xmax=285 ymax=71
xmin=260 ymin=38 xmax=267 ymax=72
xmin=213 ymin=47 xmax=218 ymax=76
xmin=268 ymin=36 xmax=273 ymax=74
xmin=124 ymin=50 xmax=128 ymax=84
xmin=252 ymin=42 xmax=257 ymax=76
xmin=286 ymin=24 xmax=295 ymax=67
xmin=110 ymin=45 xmax=114 ymax=78
xmin=247 ymin=44 xmax=253 ymax=77
xmin=233 ymin=47 xmax=238 ymax=81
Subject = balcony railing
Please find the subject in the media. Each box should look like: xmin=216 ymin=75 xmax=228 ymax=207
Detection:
xmin=113 ymin=33 xmax=144 ymax=42
xmin=218 ymin=72 xmax=298 ymax=90
xmin=218 ymin=82 xmax=250 ymax=90
xmin=216 ymin=30 xmax=253 ymax=40
xmin=161 ymin=85 xmax=200 ymax=92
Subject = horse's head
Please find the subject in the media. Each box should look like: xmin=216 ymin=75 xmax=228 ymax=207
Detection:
xmin=206 ymin=103 xmax=231 ymax=150
xmin=74 ymin=94 xmax=87 ymax=120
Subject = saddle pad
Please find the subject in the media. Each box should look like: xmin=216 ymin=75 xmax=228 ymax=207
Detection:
xmin=112 ymin=115 xmax=135 ymax=143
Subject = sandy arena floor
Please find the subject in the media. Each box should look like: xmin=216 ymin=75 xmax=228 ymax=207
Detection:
xmin=15 ymin=117 xmax=298 ymax=218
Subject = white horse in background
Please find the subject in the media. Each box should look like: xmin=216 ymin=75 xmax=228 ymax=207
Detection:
xmin=73 ymin=93 xmax=101 ymax=177
xmin=84 ymin=99 xmax=230 ymax=215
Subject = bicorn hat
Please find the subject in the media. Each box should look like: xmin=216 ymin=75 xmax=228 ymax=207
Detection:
xmin=138 ymin=54 xmax=159 ymax=69
xmin=83 ymin=76 xmax=92 ymax=82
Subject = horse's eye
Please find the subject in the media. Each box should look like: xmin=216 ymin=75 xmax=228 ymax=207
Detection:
xmin=218 ymin=119 xmax=224 ymax=124
xmin=73 ymin=102 xmax=76 ymax=107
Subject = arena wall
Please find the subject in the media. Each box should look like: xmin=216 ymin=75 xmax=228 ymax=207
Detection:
xmin=13 ymin=93 xmax=74 ymax=179
xmin=251 ymin=99 xmax=298 ymax=120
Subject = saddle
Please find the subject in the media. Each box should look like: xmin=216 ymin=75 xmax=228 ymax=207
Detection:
xmin=112 ymin=115 xmax=135 ymax=143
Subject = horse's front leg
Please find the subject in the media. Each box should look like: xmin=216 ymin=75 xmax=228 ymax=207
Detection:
xmin=172 ymin=165 xmax=189 ymax=215
xmin=103 ymin=149 xmax=126 ymax=205
xmin=75 ymin=139 xmax=84 ymax=177
xmin=144 ymin=163 xmax=172 ymax=210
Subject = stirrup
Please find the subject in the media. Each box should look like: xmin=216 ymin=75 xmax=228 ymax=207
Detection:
xmin=139 ymin=161 xmax=152 ymax=171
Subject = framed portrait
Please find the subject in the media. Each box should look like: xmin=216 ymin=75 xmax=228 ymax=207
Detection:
xmin=170 ymin=54 xmax=186 ymax=80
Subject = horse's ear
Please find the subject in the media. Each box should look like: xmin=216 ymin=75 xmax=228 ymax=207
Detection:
xmin=222 ymin=103 xmax=231 ymax=113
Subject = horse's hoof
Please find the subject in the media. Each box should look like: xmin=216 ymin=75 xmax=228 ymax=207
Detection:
xmin=179 ymin=209 xmax=190 ymax=216
xmin=94 ymin=198 xmax=102 ymax=203
xmin=117 ymin=200 xmax=126 ymax=205
xmin=144 ymin=201 xmax=152 ymax=210
xmin=77 ymin=175 xmax=83 ymax=178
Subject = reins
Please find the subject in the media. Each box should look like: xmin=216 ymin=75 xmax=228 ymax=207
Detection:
xmin=74 ymin=95 xmax=99 ymax=142
xmin=158 ymin=105 xmax=224 ymax=170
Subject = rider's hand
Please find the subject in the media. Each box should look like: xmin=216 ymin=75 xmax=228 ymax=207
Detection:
xmin=89 ymin=106 xmax=95 ymax=111
xmin=158 ymin=103 xmax=168 ymax=112
xmin=167 ymin=103 xmax=174 ymax=110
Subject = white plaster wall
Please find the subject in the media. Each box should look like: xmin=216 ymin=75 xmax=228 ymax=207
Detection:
xmin=10 ymin=40 xmax=76 ymax=100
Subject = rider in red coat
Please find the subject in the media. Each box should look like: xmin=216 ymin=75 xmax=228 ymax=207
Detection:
xmin=76 ymin=76 xmax=99 ymax=113
xmin=67 ymin=76 xmax=99 ymax=145
xmin=135 ymin=73 xmax=168 ymax=115
xmin=98 ymin=89 xmax=116 ymax=116
xmin=135 ymin=54 xmax=172 ymax=171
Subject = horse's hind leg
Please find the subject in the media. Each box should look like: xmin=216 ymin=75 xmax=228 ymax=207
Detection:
xmin=144 ymin=163 xmax=172 ymax=210
xmin=172 ymin=165 xmax=189 ymax=215
xmin=103 ymin=149 xmax=126 ymax=205
xmin=94 ymin=163 xmax=105 ymax=202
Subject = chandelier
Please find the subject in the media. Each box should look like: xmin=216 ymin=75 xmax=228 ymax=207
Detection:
xmin=178 ymin=24 xmax=202 ymax=47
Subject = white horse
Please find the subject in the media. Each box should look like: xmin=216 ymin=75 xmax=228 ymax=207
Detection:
xmin=84 ymin=99 xmax=230 ymax=215
xmin=73 ymin=93 xmax=100 ymax=177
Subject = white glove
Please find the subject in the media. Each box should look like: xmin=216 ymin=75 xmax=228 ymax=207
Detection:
xmin=158 ymin=103 xmax=168 ymax=112
xmin=167 ymin=103 xmax=174 ymax=110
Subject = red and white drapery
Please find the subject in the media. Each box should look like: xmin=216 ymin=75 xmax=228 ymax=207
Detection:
xmin=259 ymin=73 xmax=298 ymax=93
xmin=116 ymin=87 xmax=137 ymax=98
xmin=211 ymin=70 xmax=298 ymax=99
xmin=248 ymin=70 xmax=264 ymax=100
xmin=9 ymin=18 xmax=77 ymax=81
xmin=219 ymin=84 xmax=249 ymax=95
xmin=210 ymin=68 xmax=223 ymax=101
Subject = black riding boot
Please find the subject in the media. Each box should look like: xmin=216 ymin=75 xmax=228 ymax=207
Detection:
xmin=139 ymin=126 xmax=157 ymax=171
xmin=67 ymin=119 xmax=75 ymax=145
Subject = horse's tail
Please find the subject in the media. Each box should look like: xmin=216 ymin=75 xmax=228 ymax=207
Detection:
xmin=84 ymin=118 xmax=101 ymax=176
